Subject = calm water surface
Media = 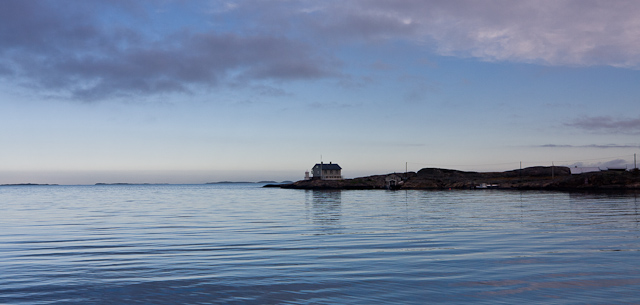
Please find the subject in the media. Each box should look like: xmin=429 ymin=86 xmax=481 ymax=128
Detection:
xmin=1 ymin=184 xmax=639 ymax=304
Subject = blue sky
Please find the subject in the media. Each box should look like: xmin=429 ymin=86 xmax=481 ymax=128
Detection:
xmin=2 ymin=0 xmax=640 ymax=184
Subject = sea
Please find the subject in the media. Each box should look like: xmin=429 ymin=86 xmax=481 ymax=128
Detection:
xmin=1 ymin=183 xmax=639 ymax=304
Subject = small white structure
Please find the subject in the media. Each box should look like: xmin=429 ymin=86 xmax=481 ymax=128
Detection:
xmin=570 ymin=167 xmax=601 ymax=174
xmin=385 ymin=174 xmax=403 ymax=189
xmin=475 ymin=183 xmax=499 ymax=189
xmin=312 ymin=162 xmax=343 ymax=180
xmin=304 ymin=170 xmax=310 ymax=180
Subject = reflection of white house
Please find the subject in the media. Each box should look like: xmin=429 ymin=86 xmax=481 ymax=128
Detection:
xmin=312 ymin=162 xmax=343 ymax=180
xmin=570 ymin=167 xmax=601 ymax=174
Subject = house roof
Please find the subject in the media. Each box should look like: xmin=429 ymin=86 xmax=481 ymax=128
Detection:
xmin=314 ymin=163 xmax=342 ymax=170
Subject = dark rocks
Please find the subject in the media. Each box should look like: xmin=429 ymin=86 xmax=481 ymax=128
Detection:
xmin=267 ymin=166 xmax=640 ymax=191
xmin=279 ymin=175 xmax=393 ymax=190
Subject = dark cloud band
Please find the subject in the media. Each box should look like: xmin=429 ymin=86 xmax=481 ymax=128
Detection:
xmin=2 ymin=0 xmax=640 ymax=101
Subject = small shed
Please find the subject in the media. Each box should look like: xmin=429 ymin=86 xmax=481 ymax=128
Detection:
xmin=385 ymin=174 xmax=403 ymax=190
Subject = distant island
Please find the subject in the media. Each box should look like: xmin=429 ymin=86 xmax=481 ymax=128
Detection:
xmin=90 ymin=181 xmax=295 ymax=185
xmin=95 ymin=183 xmax=169 ymax=185
xmin=206 ymin=181 xmax=294 ymax=184
xmin=266 ymin=166 xmax=640 ymax=191
xmin=207 ymin=181 xmax=254 ymax=184
xmin=1 ymin=183 xmax=58 ymax=186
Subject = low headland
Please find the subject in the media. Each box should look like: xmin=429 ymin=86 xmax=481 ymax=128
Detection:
xmin=206 ymin=181 xmax=294 ymax=184
xmin=1 ymin=183 xmax=58 ymax=186
xmin=266 ymin=166 xmax=640 ymax=191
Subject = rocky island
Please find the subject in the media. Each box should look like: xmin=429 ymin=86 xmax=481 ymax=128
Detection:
xmin=267 ymin=166 xmax=640 ymax=191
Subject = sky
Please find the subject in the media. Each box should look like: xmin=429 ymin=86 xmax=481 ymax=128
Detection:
xmin=2 ymin=0 xmax=640 ymax=184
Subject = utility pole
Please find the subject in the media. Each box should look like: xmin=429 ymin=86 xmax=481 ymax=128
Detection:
xmin=552 ymin=161 xmax=555 ymax=179
xmin=519 ymin=161 xmax=522 ymax=183
xmin=635 ymin=153 xmax=637 ymax=169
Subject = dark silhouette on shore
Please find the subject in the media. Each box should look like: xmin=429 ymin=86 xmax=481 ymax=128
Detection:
xmin=266 ymin=166 xmax=640 ymax=190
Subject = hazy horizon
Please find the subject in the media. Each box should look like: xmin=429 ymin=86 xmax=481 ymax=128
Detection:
xmin=1 ymin=159 xmax=636 ymax=185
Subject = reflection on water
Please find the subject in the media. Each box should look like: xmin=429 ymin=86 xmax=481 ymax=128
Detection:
xmin=1 ymin=185 xmax=640 ymax=304
xmin=305 ymin=190 xmax=342 ymax=228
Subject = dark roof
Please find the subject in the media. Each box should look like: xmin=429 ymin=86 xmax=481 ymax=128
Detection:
xmin=314 ymin=163 xmax=342 ymax=170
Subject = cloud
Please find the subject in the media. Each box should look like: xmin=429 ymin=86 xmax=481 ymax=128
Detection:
xmin=565 ymin=116 xmax=640 ymax=134
xmin=226 ymin=0 xmax=640 ymax=67
xmin=568 ymin=158 xmax=630 ymax=169
xmin=540 ymin=144 xmax=640 ymax=148
xmin=249 ymin=85 xmax=290 ymax=97
xmin=56 ymin=32 xmax=334 ymax=100
xmin=539 ymin=144 xmax=573 ymax=148
xmin=0 ymin=1 xmax=336 ymax=101
xmin=344 ymin=0 xmax=640 ymax=67
xmin=307 ymin=101 xmax=357 ymax=109
xmin=4 ymin=0 xmax=640 ymax=101
xmin=371 ymin=60 xmax=394 ymax=71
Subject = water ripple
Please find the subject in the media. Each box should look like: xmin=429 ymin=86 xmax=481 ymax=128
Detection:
xmin=1 ymin=185 xmax=640 ymax=304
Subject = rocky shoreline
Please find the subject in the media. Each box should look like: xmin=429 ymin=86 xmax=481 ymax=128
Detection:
xmin=266 ymin=166 xmax=640 ymax=191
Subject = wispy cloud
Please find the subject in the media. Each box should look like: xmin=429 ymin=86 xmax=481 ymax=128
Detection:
xmin=565 ymin=116 xmax=640 ymax=134
xmin=539 ymin=144 xmax=574 ymax=148
xmin=228 ymin=0 xmax=640 ymax=67
xmin=539 ymin=144 xmax=640 ymax=148
xmin=568 ymin=159 xmax=630 ymax=169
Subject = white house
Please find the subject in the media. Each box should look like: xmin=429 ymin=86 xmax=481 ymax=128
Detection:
xmin=312 ymin=162 xmax=343 ymax=180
